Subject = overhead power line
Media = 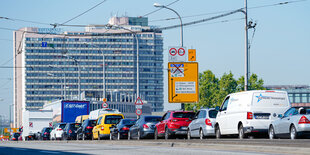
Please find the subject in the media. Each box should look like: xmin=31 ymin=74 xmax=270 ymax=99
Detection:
xmin=142 ymin=0 xmax=181 ymax=17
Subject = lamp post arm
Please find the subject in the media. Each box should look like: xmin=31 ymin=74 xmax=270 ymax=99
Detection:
xmin=162 ymin=6 xmax=183 ymax=47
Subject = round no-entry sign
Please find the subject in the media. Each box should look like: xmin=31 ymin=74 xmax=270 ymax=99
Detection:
xmin=136 ymin=108 xmax=142 ymax=116
xmin=102 ymin=102 xmax=108 ymax=108
xmin=169 ymin=48 xmax=177 ymax=56
xmin=178 ymin=48 xmax=185 ymax=56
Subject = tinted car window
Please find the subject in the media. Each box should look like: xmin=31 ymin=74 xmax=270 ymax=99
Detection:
xmin=145 ymin=117 xmax=161 ymax=122
xmin=13 ymin=133 xmax=20 ymax=137
xmin=104 ymin=115 xmax=123 ymax=124
xmin=122 ymin=119 xmax=136 ymax=125
xmin=284 ymin=108 xmax=298 ymax=117
xmin=173 ymin=112 xmax=195 ymax=118
xmin=70 ymin=123 xmax=81 ymax=129
xmin=88 ymin=120 xmax=97 ymax=126
xmin=45 ymin=128 xmax=52 ymax=132
xmin=59 ymin=124 xmax=66 ymax=129
xmin=208 ymin=110 xmax=218 ymax=118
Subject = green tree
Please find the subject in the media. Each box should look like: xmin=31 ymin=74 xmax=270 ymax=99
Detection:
xmin=237 ymin=74 xmax=266 ymax=91
xmin=216 ymin=72 xmax=237 ymax=107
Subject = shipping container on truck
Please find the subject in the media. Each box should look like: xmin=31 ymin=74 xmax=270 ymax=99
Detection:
xmin=61 ymin=101 xmax=90 ymax=123
xmin=22 ymin=110 xmax=53 ymax=141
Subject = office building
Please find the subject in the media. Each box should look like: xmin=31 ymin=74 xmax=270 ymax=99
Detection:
xmin=13 ymin=17 xmax=164 ymax=127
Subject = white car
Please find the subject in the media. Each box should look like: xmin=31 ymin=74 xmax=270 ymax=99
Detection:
xmin=187 ymin=108 xmax=218 ymax=139
xmin=215 ymin=90 xmax=290 ymax=139
xmin=269 ymin=107 xmax=310 ymax=139
xmin=50 ymin=123 xmax=66 ymax=140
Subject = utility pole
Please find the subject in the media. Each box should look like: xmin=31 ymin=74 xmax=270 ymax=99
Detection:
xmin=244 ymin=0 xmax=249 ymax=91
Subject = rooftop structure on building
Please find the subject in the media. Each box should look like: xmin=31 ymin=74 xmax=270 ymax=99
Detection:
xmin=13 ymin=16 xmax=164 ymax=127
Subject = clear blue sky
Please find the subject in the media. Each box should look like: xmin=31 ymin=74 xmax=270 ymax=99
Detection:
xmin=0 ymin=0 xmax=309 ymax=117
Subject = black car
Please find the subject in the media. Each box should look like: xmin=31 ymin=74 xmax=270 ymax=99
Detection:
xmin=129 ymin=116 xmax=161 ymax=140
xmin=11 ymin=133 xmax=20 ymax=141
xmin=62 ymin=123 xmax=81 ymax=140
xmin=110 ymin=118 xmax=137 ymax=140
xmin=77 ymin=119 xmax=97 ymax=140
xmin=39 ymin=127 xmax=52 ymax=140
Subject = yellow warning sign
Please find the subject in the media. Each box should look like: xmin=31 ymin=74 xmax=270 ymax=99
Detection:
xmin=168 ymin=62 xmax=199 ymax=103
xmin=188 ymin=49 xmax=196 ymax=61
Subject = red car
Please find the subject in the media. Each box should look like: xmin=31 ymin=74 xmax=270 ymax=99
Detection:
xmin=154 ymin=111 xmax=195 ymax=139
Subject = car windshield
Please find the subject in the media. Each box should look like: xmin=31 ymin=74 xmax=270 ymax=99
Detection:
xmin=45 ymin=128 xmax=52 ymax=132
xmin=69 ymin=123 xmax=81 ymax=129
xmin=122 ymin=119 xmax=136 ymax=125
xmin=173 ymin=112 xmax=196 ymax=118
xmin=104 ymin=115 xmax=123 ymax=124
xmin=208 ymin=110 xmax=218 ymax=118
xmin=88 ymin=120 xmax=97 ymax=126
xmin=145 ymin=117 xmax=161 ymax=122
xmin=13 ymin=133 xmax=20 ymax=137
xmin=59 ymin=124 xmax=66 ymax=129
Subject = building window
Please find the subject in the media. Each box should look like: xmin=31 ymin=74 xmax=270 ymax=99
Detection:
xmin=302 ymin=94 xmax=307 ymax=103
xmin=295 ymin=94 xmax=301 ymax=103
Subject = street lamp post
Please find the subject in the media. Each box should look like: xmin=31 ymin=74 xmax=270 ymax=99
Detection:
xmin=63 ymin=55 xmax=81 ymax=100
xmin=49 ymin=65 xmax=66 ymax=100
xmin=154 ymin=3 xmax=183 ymax=47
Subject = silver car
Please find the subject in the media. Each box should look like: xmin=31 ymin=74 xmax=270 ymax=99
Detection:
xmin=269 ymin=107 xmax=310 ymax=139
xmin=187 ymin=108 xmax=218 ymax=139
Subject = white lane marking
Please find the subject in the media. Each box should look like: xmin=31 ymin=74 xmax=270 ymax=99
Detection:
xmin=40 ymin=151 xmax=60 ymax=154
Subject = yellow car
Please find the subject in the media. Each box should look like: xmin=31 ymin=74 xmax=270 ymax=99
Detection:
xmin=75 ymin=115 xmax=89 ymax=123
xmin=92 ymin=113 xmax=124 ymax=140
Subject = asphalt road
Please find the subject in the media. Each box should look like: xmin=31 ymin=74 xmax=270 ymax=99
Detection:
xmin=0 ymin=139 xmax=309 ymax=155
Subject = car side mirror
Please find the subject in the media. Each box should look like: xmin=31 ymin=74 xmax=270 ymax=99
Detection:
xmin=278 ymin=114 xmax=283 ymax=118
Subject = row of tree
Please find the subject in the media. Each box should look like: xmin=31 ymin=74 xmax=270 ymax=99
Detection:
xmin=185 ymin=70 xmax=265 ymax=111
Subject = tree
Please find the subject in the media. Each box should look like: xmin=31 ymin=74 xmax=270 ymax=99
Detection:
xmin=216 ymin=72 xmax=237 ymax=107
xmin=237 ymin=74 xmax=266 ymax=91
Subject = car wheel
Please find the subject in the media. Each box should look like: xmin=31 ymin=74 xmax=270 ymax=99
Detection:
xmin=128 ymin=131 xmax=131 ymax=140
xmin=238 ymin=124 xmax=245 ymax=139
xmin=199 ymin=128 xmax=204 ymax=140
xmin=137 ymin=130 xmax=141 ymax=140
xmin=154 ymin=128 xmax=158 ymax=140
xmin=165 ymin=127 xmax=170 ymax=140
xmin=82 ymin=133 xmax=85 ymax=141
xmin=187 ymin=129 xmax=191 ymax=140
xmin=269 ymin=125 xmax=275 ymax=139
xmin=98 ymin=132 xmax=101 ymax=140
xmin=117 ymin=132 xmax=120 ymax=140
xmin=290 ymin=125 xmax=297 ymax=140
xmin=215 ymin=126 xmax=221 ymax=139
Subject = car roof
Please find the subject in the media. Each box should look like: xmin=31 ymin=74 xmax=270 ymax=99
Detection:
xmin=168 ymin=111 xmax=194 ymax=113
xmin=98 ymin=113 xmax=124 ymax=117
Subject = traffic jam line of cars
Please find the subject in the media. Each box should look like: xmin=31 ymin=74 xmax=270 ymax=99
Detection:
xmin=12 ymin=90 xmax=310 ymax=141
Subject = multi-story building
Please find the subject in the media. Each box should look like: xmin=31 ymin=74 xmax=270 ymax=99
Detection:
xmin=13 ymin=17 xmax=164 ymax=127
xmin=264 ymin=85 xmax=310 ymax=107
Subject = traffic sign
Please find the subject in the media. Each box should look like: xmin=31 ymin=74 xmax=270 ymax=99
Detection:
xmin=188 ymin=49 xmax=196 ymax=61
xmin=103 ymin=98 xmax=107 ymax=102
xmin=168 ymin=46 xmax=187 ymax=62
xmin=168 ymin=62 xmax=199 ymax=103
xmin=29 ymin=122 xmax=33 ymax=128
xmin=49 ymin=122 xmax=53 ymax=127
xmin=102 ymin=102 xmax=108 ymax=108
xmin=135 ymin=97 xmax=143 ymax=105
xmin=136 ymin=109 xmax=142 ymax=116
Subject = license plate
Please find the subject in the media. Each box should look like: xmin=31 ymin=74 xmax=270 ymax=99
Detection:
xmin=255 ymin=115 xmax=269 ymax=119
xmin=181 ymin=127 xmax=188 ymax=130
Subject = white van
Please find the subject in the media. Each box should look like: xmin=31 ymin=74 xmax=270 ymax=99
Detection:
xmin=88 ymin=108 xmax=120 ymax=119
xmin=215 ymin=90 xmax=290 ymax=139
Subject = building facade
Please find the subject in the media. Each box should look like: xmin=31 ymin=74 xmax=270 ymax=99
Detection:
xmin=13 ymin=17 xmax=164 ymax=127
xmin=264 ymin=85 xmax=310 ymax=107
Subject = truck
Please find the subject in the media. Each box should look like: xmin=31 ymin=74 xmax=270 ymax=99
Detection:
xmin=21 ymin=110 xmax=53 ymax=141
xmin=88 ymin=108 xmax=120 ymax=119
xmin=61 ymin=101 xmax=90 ymax=123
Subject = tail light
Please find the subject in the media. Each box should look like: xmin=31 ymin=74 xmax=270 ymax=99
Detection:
xmin=101 ymin=126 xmax=104 ymax=130
xmin=171 ymin=119 xmax=178 ymax=122
xmin=69 ymin=130 xmax=72 ymax=134
xmin=44 ymin=132 xmax=48 ymax=135
xmin=247 ymin=112 xmax=253 ymax=119
xmin=122 ymin=127 xmax=129 ymax=130
xmin=205 ymin=119 xmax=212 ymax=126
xmin=57 ymin=129 xmax=62 ymax=131
xmin=143 ymin=124 xmax=149 ymax=129
xmin=298 ymin=116 xmax=310 ymax=124
xmin=86 ymin=126 xmax=93 ymax=129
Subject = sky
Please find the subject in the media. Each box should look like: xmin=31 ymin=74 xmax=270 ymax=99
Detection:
xmin=0 ymin=0 xmax=309 ymax=118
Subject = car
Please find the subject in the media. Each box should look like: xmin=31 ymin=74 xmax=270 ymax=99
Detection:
xmin=76 ymin=119 xmax=97 ymax=140
xmin=39 ymin=127 xmax=52 ymax=140
xmin=110 ymin=118 xmax=136 ymax=140
xmin=11 ymin=133 xmax=20 ymax=141
xmin=92 ymin=113 xmax=124 ymax=140
xmin=129 ymin=116 xmax=161 ymax=140
xmin=215 ymin=90 xmax=290 ymax=139
xmin=187 ymin=108 xmax=218 ymax=139
xmin=155 ymin=111 xmax=195 ymax=139
xmin=50 ymin=123 xmax=67 ymax=140
xmin=62 ymin=123 xmax=81 ymax=140
xmin=268 ymin=107 xmax=310 ymax=139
